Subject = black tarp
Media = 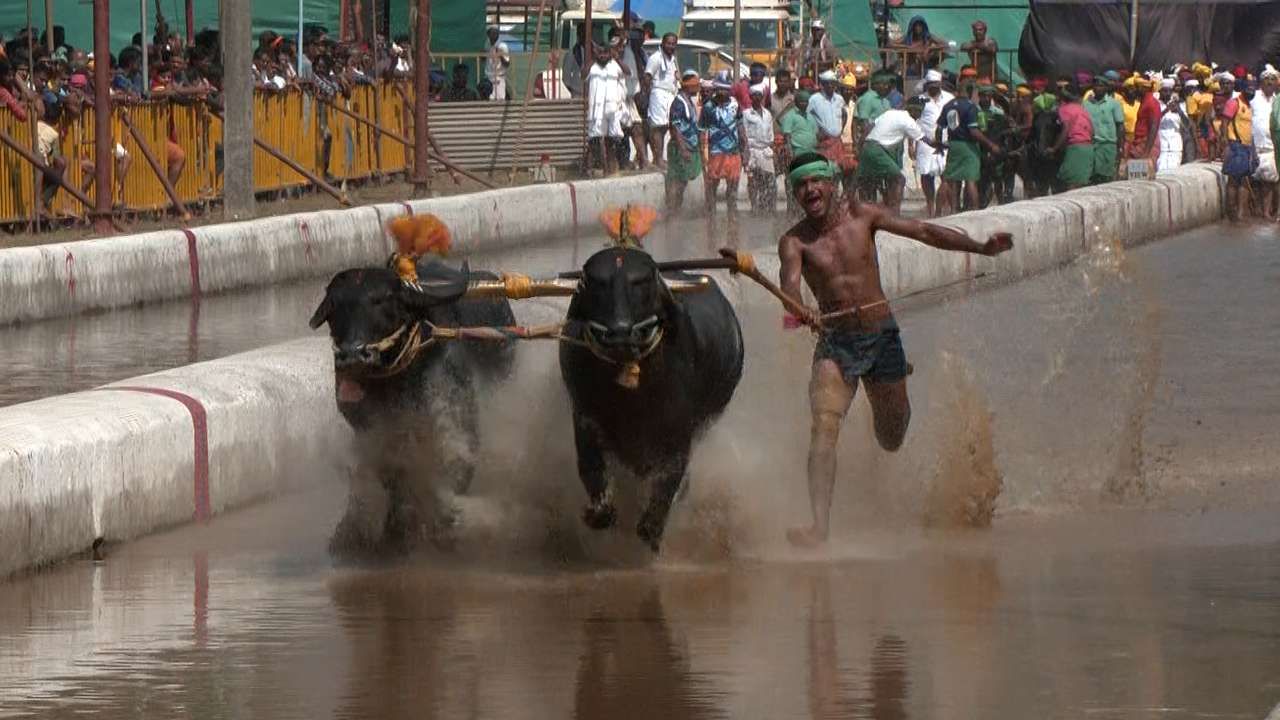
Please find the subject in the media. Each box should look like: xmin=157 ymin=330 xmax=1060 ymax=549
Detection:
xmin=1019 ymin=0 xmax=1280 ymax=79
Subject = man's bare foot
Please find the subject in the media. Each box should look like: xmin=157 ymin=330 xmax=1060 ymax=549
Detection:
xmin=786 ymin=526 xmax=828 ymax=548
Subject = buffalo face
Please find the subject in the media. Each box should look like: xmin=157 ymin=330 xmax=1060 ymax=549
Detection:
xmin=576 ymin=248 xmax=672 ymax=364
xmin=310 ymin=267 xmax=465 ymax=381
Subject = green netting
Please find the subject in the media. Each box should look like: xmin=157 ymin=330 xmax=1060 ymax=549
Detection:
xmin=892 ymin=1 xmax=1028 ymax=83
xmin=827 ymin=0 xmax=881 ymax=63
xmin=0 ymin=1 xmax=482 ymax=58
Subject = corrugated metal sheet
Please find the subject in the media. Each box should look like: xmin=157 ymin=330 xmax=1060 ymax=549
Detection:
xmin=425 ymin=100 xmax=585 ymax=174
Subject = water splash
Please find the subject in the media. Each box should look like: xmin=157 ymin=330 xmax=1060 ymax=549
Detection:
xmin=922 ymin=352 xmax=1003 ymax=528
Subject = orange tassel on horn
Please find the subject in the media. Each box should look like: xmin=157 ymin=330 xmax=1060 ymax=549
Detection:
xmin=599 ymin=204 xmax=658 ymax=247
xmin=388 ymin=214 xmax=452 ymax=283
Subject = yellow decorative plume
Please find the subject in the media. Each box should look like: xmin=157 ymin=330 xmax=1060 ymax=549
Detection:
xmin=599 ymin=205 xmax=659 ymax=247
xmin=387 ymin=214 xmax=452 ymax=283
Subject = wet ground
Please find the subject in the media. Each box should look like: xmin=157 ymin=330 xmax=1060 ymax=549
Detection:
xmin=3 ymin=221 xmax=1280 ymax=718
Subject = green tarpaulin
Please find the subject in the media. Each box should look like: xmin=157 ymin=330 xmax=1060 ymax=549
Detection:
xmin=892 ymin=1 xmax=1028 ymax=82
xmin=0 ymin=1 xmax=481 ymax=58
xmin=827 ymin=0 xmax=880 ymax=63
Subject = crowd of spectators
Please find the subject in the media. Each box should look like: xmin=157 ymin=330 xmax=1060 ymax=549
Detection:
xmin=0 ymin=19 xmax=426 ymax=215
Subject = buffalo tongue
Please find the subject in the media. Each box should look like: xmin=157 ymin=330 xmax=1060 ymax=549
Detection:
xmin=337 ymin=377 xmax=366 ymax=404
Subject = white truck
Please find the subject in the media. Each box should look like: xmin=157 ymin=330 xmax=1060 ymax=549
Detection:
xmin=533 ymin=0 xmax=622 ymax=99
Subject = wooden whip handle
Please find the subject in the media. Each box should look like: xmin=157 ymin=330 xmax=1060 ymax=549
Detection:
xmin=717 ymin=248 xmax=817 ymax=320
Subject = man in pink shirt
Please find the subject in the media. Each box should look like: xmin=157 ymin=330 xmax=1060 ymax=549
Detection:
xmin=1051 ymin=86 xmax=1095 ymax=190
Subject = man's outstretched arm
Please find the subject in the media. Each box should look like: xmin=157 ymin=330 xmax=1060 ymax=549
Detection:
xmin=874 ymin=208 xmax=1013 ymax=256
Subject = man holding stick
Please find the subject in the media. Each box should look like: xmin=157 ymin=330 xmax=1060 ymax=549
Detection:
xmin=777 ymin=152 xmax=1013 ymax=548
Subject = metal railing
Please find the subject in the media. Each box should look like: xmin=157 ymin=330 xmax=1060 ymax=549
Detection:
xmin=0 ymin=80 xmax=584 ymax=228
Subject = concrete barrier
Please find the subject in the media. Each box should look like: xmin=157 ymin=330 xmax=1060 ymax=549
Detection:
xmin=0 ymin=171 xmax=1224 ymax=577
xmin=0 ymin=174 xmax=699 ymax=326
xmin=0 ymin=339 xmax=346 ymax=578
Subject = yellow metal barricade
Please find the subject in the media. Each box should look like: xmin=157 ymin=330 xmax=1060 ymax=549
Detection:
xmin=0 ymin=81 xmax=473 ymax=227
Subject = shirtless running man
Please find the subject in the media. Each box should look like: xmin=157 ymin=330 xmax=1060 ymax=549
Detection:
xmin=779 ymin=152 xmax=1013 ymax=547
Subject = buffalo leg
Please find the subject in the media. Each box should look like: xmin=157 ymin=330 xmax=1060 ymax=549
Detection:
xmin=637 ymin=448 xmax=691 ymax=553
xmin=436 ymin=384 xmax=480 ymax=496
xmin=574 ymin=413 xmax=616 ymax=530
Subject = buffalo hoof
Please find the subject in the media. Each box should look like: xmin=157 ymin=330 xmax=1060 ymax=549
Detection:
xmin=581 ymin=501 xmax=618 ymax=530
xmin=636 ymin=515 xmax=664 ymax=554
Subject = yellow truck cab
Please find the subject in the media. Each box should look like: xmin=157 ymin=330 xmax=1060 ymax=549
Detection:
xmin=678 ymin=0 xmax=794 ymax=67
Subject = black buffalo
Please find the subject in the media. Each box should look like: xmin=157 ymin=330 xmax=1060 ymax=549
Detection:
xmin=559 ymin=247 xmax=744 ymax=552
xmin=309 ymin=259 xmax=515 ymax=555
xmin=1024 ymin=108 xmax=1063 ymax=198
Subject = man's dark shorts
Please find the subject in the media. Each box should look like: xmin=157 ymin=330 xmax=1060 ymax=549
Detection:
xmin=814 ymin=319 xmax=908 ymax=384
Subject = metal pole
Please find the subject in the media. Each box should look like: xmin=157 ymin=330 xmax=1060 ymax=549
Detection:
xmin=27 ymin=0 xmax=39 ymax=233
xmin=92 ymin=0 xmax=113 ymax=233
xmin=140 ymin=0 xmax=149 ymax=98
xmin=412 ymin=0 xmax=432 ymax=194
xmin=1129 ymin=0 xmax=1138 ymax=67
xmin=119 ymin=110 xmax=192 ymax=220
xmin=582 ymin=0 xmax=592 ymax=90
xmin=44 ymin=0 xmax=54 ymax=52
xmin=221 ymin=0 xmax=255 ymax=218
xmin=297 ymin=0 xmax=304 ymax=75
xmin=185 ymin=0 xmax=194 ymax=44
xmin=733 ymin=0 xmax=741 ymax=82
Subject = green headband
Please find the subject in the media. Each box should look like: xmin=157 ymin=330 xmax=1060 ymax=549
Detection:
xmin=788 ymin=159 xmax=836 ymax=186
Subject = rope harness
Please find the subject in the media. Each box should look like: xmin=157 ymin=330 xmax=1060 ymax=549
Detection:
xmin=348 ymin=317 xmax=664 ymax=389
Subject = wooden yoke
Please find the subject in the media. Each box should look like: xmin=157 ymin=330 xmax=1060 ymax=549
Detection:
xmin=461 ymin=272 xmax=711 ymax=300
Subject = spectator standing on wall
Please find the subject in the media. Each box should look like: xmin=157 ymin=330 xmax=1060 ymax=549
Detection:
xmin=485 ymin=26 xmax=511 ymax=101
xmin=915 ymin=69 xmax=952 ymax=217
xmin=742 ymin=85 xmax=775 ymax=214
xmin=961 ymin=21 xmax=998 ymax=83
xmin=645 ymin=33 xmax=679 ymax=171
xmin=586 ymin=44 xmax=627 ymax=177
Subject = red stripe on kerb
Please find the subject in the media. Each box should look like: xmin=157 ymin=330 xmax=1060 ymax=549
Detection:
xmin=181 ymin=229 xmax=202 ymax=302
xmin=566 ymin=182 xmax=579 ymax=232
xmin=64 ymin=250 xmax=77 ymax=295
xmin=100 ymin=386 xmax=211 ymax=522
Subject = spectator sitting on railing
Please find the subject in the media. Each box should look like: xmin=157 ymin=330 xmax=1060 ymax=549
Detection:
xmin=36 ymin=95 xmax=66 ymax=214
xmin=442 ymin=63 xmax=479 ymax=102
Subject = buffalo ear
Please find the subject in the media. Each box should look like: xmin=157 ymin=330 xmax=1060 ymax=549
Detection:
xmin=308 ymin=294 xmax=333 ymax=330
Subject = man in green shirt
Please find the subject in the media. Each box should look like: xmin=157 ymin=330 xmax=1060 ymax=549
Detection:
xmin=855 ymin=71 xmax=893 ymax=135
xmin=779 ymin=90 xmax=820 ymax=210
xmin=1084 ymin=75 xmax=1125 ymax=184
